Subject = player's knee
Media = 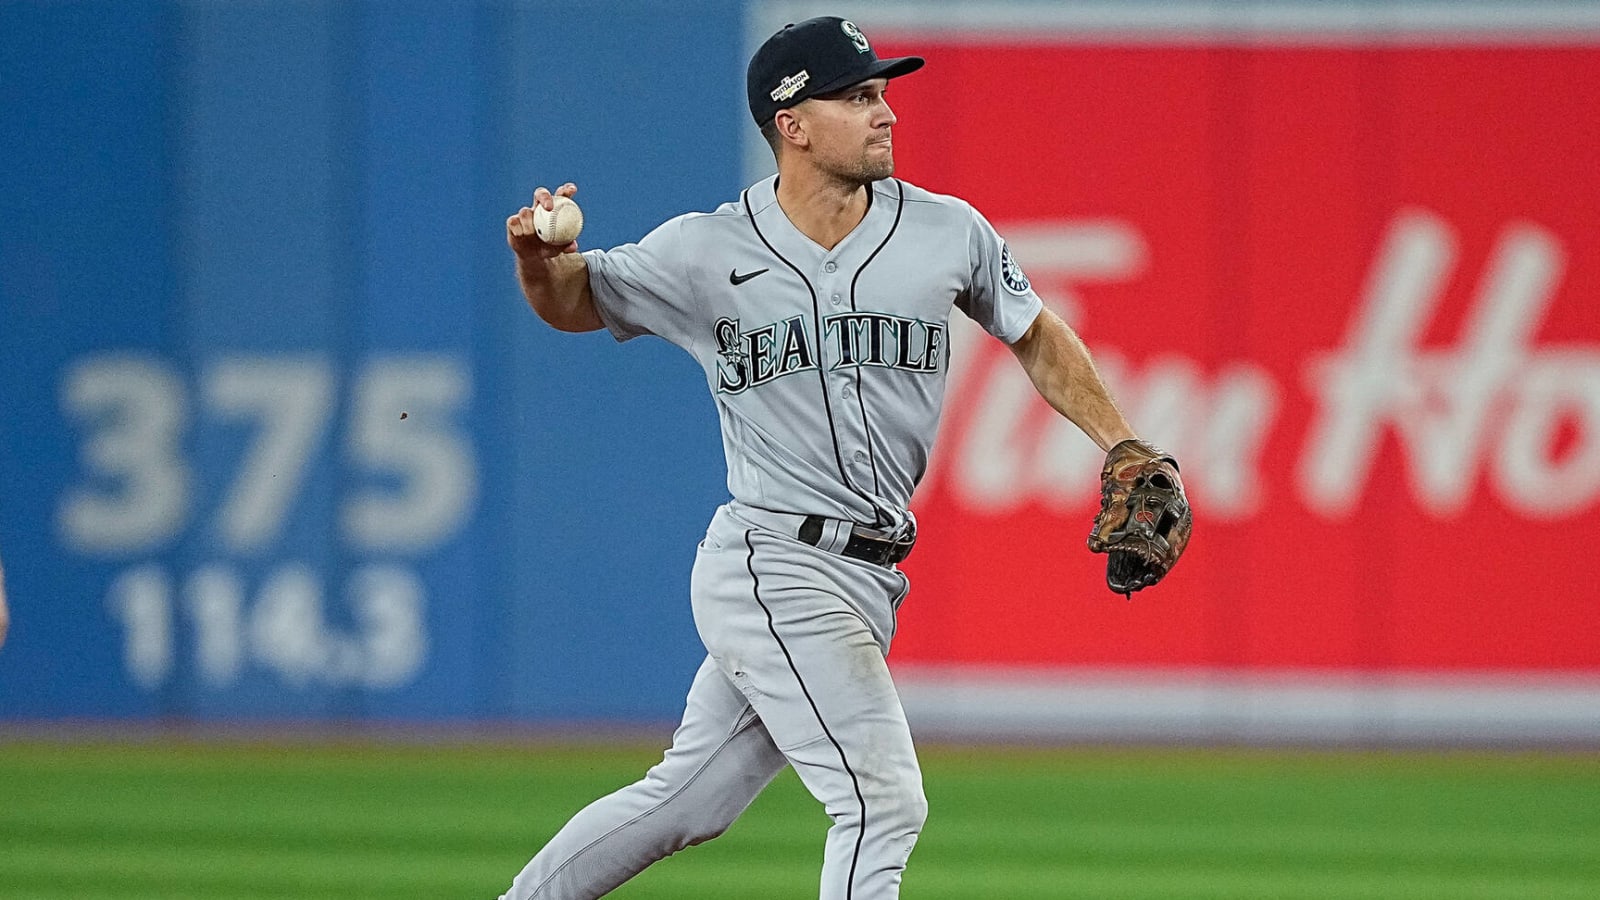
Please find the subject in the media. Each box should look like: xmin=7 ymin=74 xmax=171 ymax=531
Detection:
xmin=897 ymin=780 xmax=930 ymax=834
xmin=669 ymin=778 xmax=759 ymax=847
xmin=676 ymin=801 xmax=743 ymax=847
xmin=867 ymin=776 xmax=928 ymax=838
xmin=680 ymin=817 xmax=732 ymax=847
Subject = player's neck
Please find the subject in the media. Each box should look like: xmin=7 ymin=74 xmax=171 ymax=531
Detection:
xmin=773 ymin=165 xmax=870 ymax=251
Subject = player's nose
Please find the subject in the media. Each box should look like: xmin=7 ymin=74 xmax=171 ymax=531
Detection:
xmin=871 ymin=94 xmax=897 ymax=128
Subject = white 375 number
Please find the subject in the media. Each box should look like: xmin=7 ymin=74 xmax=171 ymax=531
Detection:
xmin=58 ymin=353 xmax=477 ymax=555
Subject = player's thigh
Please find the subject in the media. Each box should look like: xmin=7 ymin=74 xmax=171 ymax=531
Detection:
xmin=648 ymin=654 xmax=788 ymax=793
xmin=748 ymin=616 xmax=923 ymax=821
xmin=691 ymin=528 xmax=918 ymax=781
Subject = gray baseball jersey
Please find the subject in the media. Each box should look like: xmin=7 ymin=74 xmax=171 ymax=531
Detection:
xmin=586 ymin=174 xmax=1042 ymax=526
xmin=502 ymin=175 xmax=1042 ymax=900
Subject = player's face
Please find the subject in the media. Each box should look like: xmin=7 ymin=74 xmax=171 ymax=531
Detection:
xmin=802 ymin=78 xmax=897 ymax=185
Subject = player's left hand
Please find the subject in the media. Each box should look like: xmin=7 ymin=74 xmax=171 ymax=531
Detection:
xmin=1087 ymin=439 xmax=1193 ymax=598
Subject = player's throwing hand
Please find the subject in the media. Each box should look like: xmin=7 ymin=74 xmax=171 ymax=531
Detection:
xmin=507 ymin=183 xmax=580 ymax=259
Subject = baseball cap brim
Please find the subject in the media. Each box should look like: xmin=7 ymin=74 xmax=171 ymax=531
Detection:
xmin=804 ymin=55 xmax=925 ymax=99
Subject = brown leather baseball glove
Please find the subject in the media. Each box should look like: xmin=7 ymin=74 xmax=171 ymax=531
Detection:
xmin=1087 ymin=439 xmax=1193 ymax=597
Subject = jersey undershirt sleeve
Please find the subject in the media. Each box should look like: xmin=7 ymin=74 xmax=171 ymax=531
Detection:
xmin=582 ymin=217 xmax=700 ymax=347
xmin=958 ymin=204 xmax=1044 ymax=344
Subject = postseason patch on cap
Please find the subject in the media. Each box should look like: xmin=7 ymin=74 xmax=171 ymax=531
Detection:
xmin=771 ymin=69 xmax=810 ymax=102
xmin=1000 ymin=242 xmax=1032 ymax=295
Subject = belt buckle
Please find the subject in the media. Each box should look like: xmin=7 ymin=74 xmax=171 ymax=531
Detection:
xmin=885 ymin=533 xmax=913 ymax=565
xmin=888 ymin=517 xmax=917 ymax=563
xmin=855 ymin=522 xmax=915 ymax=566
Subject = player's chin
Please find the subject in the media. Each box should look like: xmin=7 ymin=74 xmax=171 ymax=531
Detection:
xmin=860 ymin=150 xmax=895 ymax=181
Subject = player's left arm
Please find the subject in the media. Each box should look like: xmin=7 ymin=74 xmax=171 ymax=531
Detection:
xmin=1009 ymin=307 xmax=1193 ymax=596
xmin=1007 ymin=307 xmax=1136 ymax=451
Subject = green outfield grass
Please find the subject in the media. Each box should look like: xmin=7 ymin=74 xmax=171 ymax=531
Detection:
xmin=1 ymin=740 xmax=1597 ymax=899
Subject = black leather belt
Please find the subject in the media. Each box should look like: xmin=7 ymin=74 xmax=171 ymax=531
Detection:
xmin=798 ymin=514 xmax=916 ymax=566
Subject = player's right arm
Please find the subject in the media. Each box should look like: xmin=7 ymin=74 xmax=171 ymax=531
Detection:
xmin=506 ymin=183 xmax=604 ymax=333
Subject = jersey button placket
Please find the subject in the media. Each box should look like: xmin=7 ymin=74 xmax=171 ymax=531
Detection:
xmin=819 ymin=259 xmax=865 ymax=472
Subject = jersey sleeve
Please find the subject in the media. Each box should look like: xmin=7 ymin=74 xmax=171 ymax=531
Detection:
xmin=956 ymin=205 xmax=1044 ymax=344
xmin=581 ymin=217 xmax=699 ymax=345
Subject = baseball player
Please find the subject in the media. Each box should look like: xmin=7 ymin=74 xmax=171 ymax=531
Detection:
xmin=500 ymin=16 xmax=1187 ymax=900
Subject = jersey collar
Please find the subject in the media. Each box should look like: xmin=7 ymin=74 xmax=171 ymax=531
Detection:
xmin=746 ymin=174 xmax=897 ymax=264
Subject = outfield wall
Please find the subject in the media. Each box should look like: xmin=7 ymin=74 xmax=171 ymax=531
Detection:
xmin=2 ymin=1 xmax=1597 ymax=742
xmin=827 ymin=1 xmax=1600 ymax=742
xmin=0 ymin=0 xmax=744 ymax=724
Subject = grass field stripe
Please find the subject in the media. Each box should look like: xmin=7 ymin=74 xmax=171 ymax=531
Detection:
xmin=2 ymin=742 xmax=1597 ymax=898
xmin=744 ymin=527 xmax=869 ymax=898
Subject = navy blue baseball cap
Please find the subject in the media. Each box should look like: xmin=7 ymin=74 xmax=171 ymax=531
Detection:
xmin=747 ymin=17 xmax=924 ymax=126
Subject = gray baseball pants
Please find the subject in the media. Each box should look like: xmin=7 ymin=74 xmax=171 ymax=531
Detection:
xmin=503 ymin=503 xmax=925 ymax=899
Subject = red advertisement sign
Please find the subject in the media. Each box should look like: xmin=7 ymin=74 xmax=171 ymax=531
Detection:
xmin=880 ymin=39 xmax=1600 ymax=671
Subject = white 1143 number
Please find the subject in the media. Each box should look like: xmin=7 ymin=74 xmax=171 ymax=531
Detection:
xmin=109 ymin=562 xmax=428 ymax=690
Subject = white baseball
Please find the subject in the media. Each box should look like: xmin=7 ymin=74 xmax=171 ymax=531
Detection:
xmin=533 ymin=195 xmax=584 ymax=245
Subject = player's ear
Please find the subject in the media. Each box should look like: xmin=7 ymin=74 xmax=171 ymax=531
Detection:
xmin=775 ymin=108 xmax=808 ymax=150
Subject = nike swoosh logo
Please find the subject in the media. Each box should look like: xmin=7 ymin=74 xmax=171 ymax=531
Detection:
xmin=729 ymin=268 xmax=769 ymax=286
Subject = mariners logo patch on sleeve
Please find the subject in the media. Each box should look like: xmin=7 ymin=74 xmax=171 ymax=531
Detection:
xmin=1000 ymin=243 xmax=1031 ymax=295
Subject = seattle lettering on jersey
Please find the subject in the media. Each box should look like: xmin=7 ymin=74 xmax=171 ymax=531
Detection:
xmin=715 ymin=316 xmax=817 ymax=394
xmin=824 ymin=312 xmax=945 ymax=374
xmin=714 ymin=313 xmax=947 ymax=394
